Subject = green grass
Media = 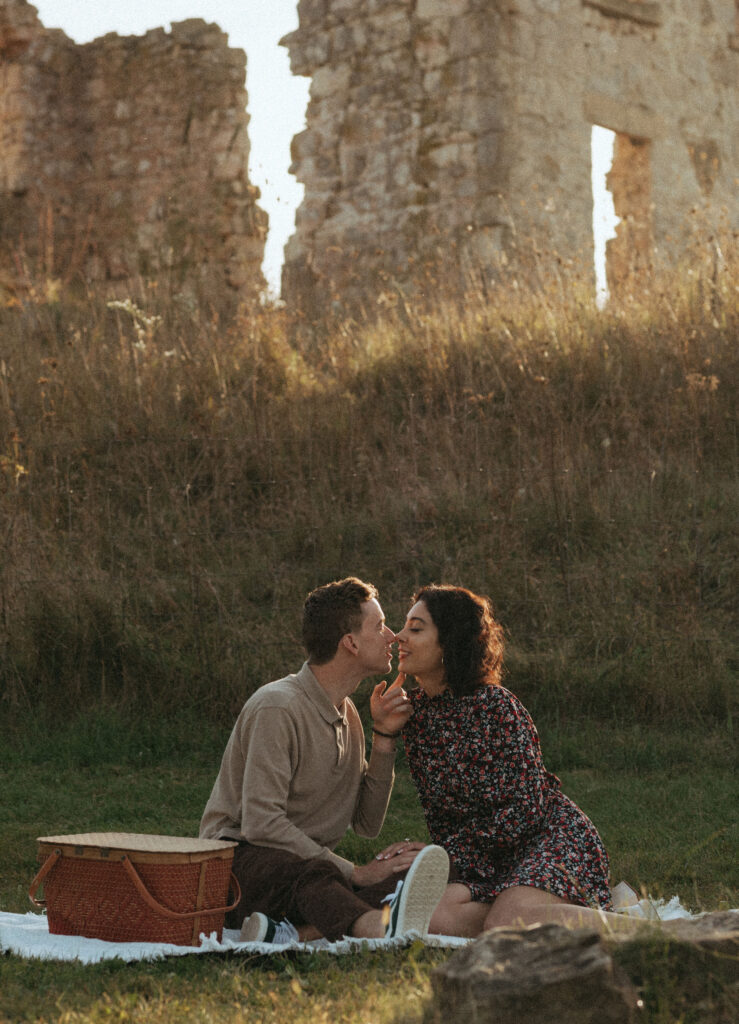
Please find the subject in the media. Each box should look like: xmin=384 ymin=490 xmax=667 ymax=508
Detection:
xmin=0 ymin=248 xmax=736 ymax=1022
xmin=2 ymin=713 xmax=736 ymax=916
xmin=0 ymin=942 xmax=452 ymax=1024
xmin=1 ymin=715 xmax=736 ymax=1024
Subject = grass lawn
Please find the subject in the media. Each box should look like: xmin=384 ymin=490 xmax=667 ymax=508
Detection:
xmin=0 ymin=717 xmax=736 ymax=1023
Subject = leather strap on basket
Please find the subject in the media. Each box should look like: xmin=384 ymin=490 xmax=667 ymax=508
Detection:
xmin=28 ymin=848 xmax=63 ymax=907
xmin=120 ymin=856 xmax=241 ymax=920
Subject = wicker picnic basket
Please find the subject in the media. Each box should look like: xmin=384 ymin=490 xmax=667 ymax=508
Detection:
xmin=29 ymin=832 xmax=240 ymax=946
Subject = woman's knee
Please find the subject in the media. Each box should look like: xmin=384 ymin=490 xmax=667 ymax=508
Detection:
xmin=431 ymin=883 xmax=470 ymax=919
xmin=430 ymin=884 xmax=489 ymax=937
xmin=484 ymin=885 xmax=566 ymax=929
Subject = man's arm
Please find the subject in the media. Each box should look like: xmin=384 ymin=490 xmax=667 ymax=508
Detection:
xmin=350 ymin=675 xmax=421 ymax=884
xmin=350 ymin=674 xmax=412 ymax=837
xmin=239 ymin=706 xmax=358 ymax=876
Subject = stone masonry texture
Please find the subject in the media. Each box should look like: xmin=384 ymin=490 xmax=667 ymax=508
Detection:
xmin=282 ymin=0 xmax=738 ymax=313
xmin=0 ymin=0 xmax=267 ymax=300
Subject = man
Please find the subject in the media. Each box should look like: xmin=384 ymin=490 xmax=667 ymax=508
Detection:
xmin=199 ymin=576 xmax=449 ymax=943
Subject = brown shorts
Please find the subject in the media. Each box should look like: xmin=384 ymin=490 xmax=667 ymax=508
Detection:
xmin=226 ymin=841 xmax=406 ymax=941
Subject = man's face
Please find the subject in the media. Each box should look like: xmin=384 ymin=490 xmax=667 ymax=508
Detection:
xmin=352 ymin=598 xmax=394 ymax=674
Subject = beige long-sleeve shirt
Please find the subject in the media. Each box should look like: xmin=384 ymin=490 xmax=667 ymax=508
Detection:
xmin=199 ymin=662 xmax=396 ymax=879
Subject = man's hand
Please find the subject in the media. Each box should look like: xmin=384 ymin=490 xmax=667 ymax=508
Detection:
xmin=370 ymin=673 xmax=411 ymax=737
xmin=351 ymin=840 xmax=427 ymax=887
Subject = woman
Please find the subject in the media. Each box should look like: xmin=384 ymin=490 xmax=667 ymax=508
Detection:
xmin=396 ymin=584 xmax=631 ymax=937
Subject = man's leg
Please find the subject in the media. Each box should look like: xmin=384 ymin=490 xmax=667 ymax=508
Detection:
xmin=356 ymin=859 xmax=487 ymax=938
xmin=228 ymin=842 xmax=379 ymax=941
xmin=351 ymin=844 xmax=451 ymax=939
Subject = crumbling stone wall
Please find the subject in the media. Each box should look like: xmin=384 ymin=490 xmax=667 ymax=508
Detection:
xmin=0 ymin=0 xmax=266 ymax=300
xmin=282 ymin=0 xmax=738 ymax=312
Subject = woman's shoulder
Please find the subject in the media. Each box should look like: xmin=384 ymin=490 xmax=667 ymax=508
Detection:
xmin=407 ymin=683 xmax=532 ymax=722
xmin=471 ymin=683 xmax=518 ymax=706
xmin=471 ymin=684 xmax=534 ymax=721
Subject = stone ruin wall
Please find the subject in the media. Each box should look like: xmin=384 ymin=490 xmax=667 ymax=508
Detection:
xmin=282 ymin=0 xmax=738 ymax=312
xmin=2 ymin=0 xmax=736 ymax=313
xmin=0 ymin=0 xmax=267 ymax=301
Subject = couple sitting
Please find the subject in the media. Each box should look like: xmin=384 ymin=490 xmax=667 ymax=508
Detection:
xmin=200 ymin=577 xmax=626 ymax=944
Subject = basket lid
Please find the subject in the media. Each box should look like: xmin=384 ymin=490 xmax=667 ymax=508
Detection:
xmin=36 ymin=832 xmax=238 ymax=854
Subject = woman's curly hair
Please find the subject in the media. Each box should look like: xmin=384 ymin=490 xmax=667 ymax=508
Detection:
xmin=413 ymin=584 xmax=505 ymax=696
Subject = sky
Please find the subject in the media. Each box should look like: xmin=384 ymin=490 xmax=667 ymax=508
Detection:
xmin=592 ymin=126 xmax=618 ymax=307
xmin=32 ymin=2 xmax=617 ymax=301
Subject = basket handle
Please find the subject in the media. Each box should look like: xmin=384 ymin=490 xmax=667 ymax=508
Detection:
xmin=120 ymin=855 xmax=241 ymax=921
xmin=28 ymin=847 xmax=63 ymax=907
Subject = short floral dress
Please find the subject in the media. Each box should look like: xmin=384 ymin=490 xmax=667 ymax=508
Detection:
xmin=403 ymin=684 xmax=612 ymax=910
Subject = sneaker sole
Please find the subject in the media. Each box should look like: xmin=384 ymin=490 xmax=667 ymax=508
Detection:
xmin=388 ymin=844 xmax=449 ymax=938
xmin=240 ymin=913 xmax=271 ymax=942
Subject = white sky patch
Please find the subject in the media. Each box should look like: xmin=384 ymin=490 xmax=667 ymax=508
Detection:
xmin=591 ymin=125 xmax=620 ymax=308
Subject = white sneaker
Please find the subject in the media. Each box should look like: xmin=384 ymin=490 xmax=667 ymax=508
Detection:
xmin=383 ymin=844 xmax=449 ymax=939
xmin=611 ymin=881 xmax=659 ymax=920
xmin=240 ymin=912 xmax=299 ymax=944
xmin=611 ymin=881 xmax=640 ymax=909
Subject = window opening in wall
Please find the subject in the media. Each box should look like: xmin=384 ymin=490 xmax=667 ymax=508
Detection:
xmin=592 ymin=125 xmax=653 ymax=305
xmin=591 ymin=125 xmax=619 ymax=308
xmin=607 ymin=130 xmax=653 ymax=300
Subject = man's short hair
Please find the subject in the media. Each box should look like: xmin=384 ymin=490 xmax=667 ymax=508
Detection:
xmin=302 ymin=577 xmax=378 ymax=665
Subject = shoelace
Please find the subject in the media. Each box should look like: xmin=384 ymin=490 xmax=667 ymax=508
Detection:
xmin=382 ymin=879 xmax=403 ymax=908
xmin=380 ymin=879 xmax=404 ymax=933
xmin=273 ymin=918 xmax=300 ymax=943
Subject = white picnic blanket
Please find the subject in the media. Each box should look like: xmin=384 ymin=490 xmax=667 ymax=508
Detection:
xmin=0 ymin=897 xmax=695 ymax=964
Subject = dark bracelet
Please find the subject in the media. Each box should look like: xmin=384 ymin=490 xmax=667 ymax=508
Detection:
xmin=372 ymin=727 xmax=401 ymax=739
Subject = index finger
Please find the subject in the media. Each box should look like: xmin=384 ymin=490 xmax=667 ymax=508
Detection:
xmin=386 ymin=673 xmax=407 ymax=694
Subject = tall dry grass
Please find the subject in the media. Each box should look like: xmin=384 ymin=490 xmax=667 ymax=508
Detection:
xmin=0 ymin=240 xmax=736 ymax=734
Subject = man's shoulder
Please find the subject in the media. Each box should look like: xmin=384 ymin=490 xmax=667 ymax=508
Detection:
xmin=246 ymin=671 xmax=303 ymax=711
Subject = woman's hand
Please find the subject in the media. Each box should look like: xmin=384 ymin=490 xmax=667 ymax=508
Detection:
xmin=370 ymin=673 xmax=411 ymax=738
xmin=374 ymin=839 xmax=426 ymax=862
xmin=351 ymin=840 xmax=427 ymax=886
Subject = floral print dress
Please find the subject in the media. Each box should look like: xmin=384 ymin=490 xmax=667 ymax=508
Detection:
xmin=403 ymin=684 xmax=612 ymax=909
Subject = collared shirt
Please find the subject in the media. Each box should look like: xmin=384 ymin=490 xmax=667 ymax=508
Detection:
xmin=199 ymin=662 xmax=396 ymax=878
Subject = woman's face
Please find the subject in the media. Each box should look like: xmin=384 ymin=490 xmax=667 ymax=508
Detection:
xmin=395 ymin=599 xmax=445 ymax=692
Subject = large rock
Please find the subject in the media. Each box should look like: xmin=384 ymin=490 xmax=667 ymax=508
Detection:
xmin=659 ymin=910 xmax=739 ymax=956
xmin=428 ymin=923 xmax=640 ymax=1024
xmin=609 ymin=911 xmax=739 ymax=1024
xmin=426 ymin=913 xmax=739 ymax=1024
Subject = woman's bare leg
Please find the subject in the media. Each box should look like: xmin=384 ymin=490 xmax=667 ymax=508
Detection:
xmin=429 ymin=883 xmax=490 ymax=938
xmin=483 ymin=885 xmax=656 ymax=935
xmin=350 ymin=909 xmax=388 ymax=938
xmin=352 ymin=884 xmax=490 ymax=939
